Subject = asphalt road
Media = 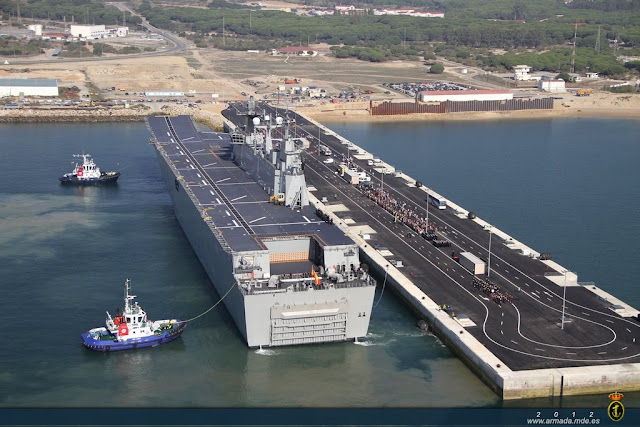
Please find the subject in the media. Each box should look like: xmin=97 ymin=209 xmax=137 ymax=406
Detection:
xmin=224 ymin=101 xmax=640 ymax=371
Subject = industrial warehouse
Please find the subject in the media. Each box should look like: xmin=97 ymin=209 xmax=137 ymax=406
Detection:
xmin=0 ymin=78 xmax=58 ymax=98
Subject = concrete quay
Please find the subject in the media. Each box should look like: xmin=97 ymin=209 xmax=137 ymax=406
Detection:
xmin=223 ymin=103 xmax=640 ymax=400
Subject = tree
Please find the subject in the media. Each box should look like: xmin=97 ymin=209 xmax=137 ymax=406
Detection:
xmin=430 ymin=63 xmax=445 ymax=74
xmin=556 ymin=72 xmax=573 ymax=82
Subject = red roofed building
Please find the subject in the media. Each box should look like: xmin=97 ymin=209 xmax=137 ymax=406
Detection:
xmin=42 ymin=32 xmax=72 ymax=41
xmin=420 ymin=89 xmax=513 ymax=102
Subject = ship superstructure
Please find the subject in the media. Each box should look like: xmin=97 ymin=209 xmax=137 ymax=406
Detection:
xmin=147 ymin=103 xmax=375 ymax=347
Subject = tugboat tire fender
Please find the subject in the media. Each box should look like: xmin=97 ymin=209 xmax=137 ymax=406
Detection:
xmin=106 ymin=345 xmax=111 ymax=352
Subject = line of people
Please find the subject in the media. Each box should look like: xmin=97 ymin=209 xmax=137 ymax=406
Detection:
xmin=472 ymin=276 xmax=513 ymax=305
xmin=360 ymin=183 xmax=438 ymax=240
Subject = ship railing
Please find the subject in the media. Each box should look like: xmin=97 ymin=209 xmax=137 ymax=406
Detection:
xmin=238 ymin=275 xmax=375 ymax=295
xmin=157 ymin=142 xmax=233 ymax=254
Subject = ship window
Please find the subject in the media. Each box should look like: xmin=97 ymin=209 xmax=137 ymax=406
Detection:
xmin=138 ymin=316 xmax=142 ymax=323
xmin=126 ymin=317 xmax=131 ymax=323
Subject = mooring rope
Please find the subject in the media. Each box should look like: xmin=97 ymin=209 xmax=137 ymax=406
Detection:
xmin=373 ymin=268 xmax=389 ymax=309
xmin=179 ymin=280 xmax=237 ymax=323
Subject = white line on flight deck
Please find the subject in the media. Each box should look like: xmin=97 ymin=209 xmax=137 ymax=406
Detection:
xmin=216 ymin=177 xmax=230 ymax=183
xmin=303 ymin=216 xmax=311 ymax=222
xmin=183 ymin=137 xmax=194 ymax=141
xmin=231 ymin=195 xmax=247 ymax=202
xmin=249 ymin=216 xmax=266 ymax=224
xmin=202 ymin=162 xmax=217 ymax=167
xmin=232 ymin=220 xmax=239 ymax=227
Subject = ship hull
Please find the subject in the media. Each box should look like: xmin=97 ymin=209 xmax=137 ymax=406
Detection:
xmin=81 ymin=321 xmax=186 ymax=352
xmin=59 ymin=172 xmax=120 ymax=185
xmin=154 ymin=141 xmax=375 ymax=348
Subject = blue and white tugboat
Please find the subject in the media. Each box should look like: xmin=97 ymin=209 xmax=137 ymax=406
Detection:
xmin=59 ymin=154 xmax=120 ymax=185
xmin=82 ymin=279 xmax=186 ymax=352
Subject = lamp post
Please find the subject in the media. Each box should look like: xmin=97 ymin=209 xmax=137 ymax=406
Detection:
xmin=487 ymin=225 xmax=492 ymax=278
xmin=561 ymin=270 xmax=568 ymax=330
xmin=425 ymin=192 xmax=430 ymax=227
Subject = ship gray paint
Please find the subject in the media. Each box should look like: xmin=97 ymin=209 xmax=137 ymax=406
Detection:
xmin=148 ymin=114 xmax=375 ymax=347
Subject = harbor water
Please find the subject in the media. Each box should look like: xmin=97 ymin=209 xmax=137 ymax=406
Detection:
xmin=0 ymin=118 xmax=639 ymax=409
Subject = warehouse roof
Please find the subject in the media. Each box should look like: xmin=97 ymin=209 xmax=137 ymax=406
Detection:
xmin=420 ymin=89 xmax=511 ymax=96
xmin=0 ymin=78 xmax=58 ymax=87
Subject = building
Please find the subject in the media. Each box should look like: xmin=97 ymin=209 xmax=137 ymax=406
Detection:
xmin=312 ymin=9 xmax=334 ymax=16
xmin=70 ymin=25 xmax=108 ymax=39
xmin=419 ymin=89 xmax=513 ymax=103
xmin=513 ymin=65 xmax=534 ymax=81
xmin=145 ymin=91 xmax=185 ymax=97
xmin=0 ymin=78 xmax=58 ymax=97
xmin=585 ymin=72 xmax=599 ymax=79
xmin=42 ymin=32 xmax=71 ymax=41
xmin=538 ymin=79 xmax=566 ymax=93
xmin=69 ymin=25 xmax=128 ymax=40
xmin=274 ymin=46 xmax=318 ymax=57
xmin=373 ymin=8 xmax=444 ymax=17
xmin=334 ymin=5 xmax=366 ymax=15
xmin=28 ymin=24 xmax=42 ymax=36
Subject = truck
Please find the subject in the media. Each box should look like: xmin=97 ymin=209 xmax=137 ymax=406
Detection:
xmin=459 ymin=252 xmax=486 ymax=275
xmin=337 ymin=163 xmax=348 ymax=176
xmin=319 ymin=145 xmax=332 ymax=156
xmin=576 ymin=89 xmax=592 ymax=96
xmin=344 ymin=169 xmax=360 ymax=185
xmin=284 ymin=78 xmax=299 ymax=84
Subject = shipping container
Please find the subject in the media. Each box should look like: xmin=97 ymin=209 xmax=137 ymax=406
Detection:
xmin=459 ymin=252 xmax=486 ymax=275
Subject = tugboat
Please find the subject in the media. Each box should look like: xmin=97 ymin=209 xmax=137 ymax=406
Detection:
xmin=59 ymin=154 xmax=120 ymax=185
xmin=81 ymin=279 xmax=186 ymax=352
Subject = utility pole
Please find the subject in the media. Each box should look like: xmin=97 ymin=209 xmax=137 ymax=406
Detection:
xmin=487 ymin=226 xmax=493 ymax=278
xmin=249 ymin=11 xmax=252 ymax=36
xmin=595 ymin=25 xmax=601 ymax=52
xmin=16 ymin=0 xmax=21 ymax=25
xmin=222 ymin=17 xmax=225 ymax=48
xmin=561 ymin=270 xmax=568 ymax=329
xmin=570 ymin=22 xmax=577 ymax=74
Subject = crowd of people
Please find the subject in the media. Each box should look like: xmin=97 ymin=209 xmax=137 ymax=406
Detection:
xmin=472 ymin=276 xmax=513 ymax=305
xmin=361 ymin=183 xmax=438 ymax=239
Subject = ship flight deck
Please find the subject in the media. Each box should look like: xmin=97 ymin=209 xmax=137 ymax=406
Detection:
xmin=147 ymin=115 xmax=354 ymax=253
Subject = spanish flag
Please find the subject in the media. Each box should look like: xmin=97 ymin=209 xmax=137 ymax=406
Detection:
xmin=311 ymin=267 xmax=320 ymax=285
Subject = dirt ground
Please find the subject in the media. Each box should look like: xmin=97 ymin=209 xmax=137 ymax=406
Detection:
xmin=0 ymin=47 xmax=638 ymax=122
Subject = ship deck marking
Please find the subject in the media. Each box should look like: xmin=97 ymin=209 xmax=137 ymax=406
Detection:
xmin=147 ymin=115 xmax=353 ymax=253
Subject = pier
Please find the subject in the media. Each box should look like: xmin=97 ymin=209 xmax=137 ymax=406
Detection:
xmin=223 ymin=102 xmax=640 ymax=399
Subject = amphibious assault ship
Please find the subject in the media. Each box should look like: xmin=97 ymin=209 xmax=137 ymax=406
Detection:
xmin=146 ymin=99 xmax=375 ymax=348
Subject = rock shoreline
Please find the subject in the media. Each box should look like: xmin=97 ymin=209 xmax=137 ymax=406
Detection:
xmin=0 ymin=108 xmax=149 ymax=123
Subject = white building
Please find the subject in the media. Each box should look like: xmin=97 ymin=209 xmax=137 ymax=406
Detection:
xmin=420 ymin=89 xmax=513 ymax=103
xmin=585 ymin=72 xmax=599 ymax=79
xmin=373 ymin=8 xmax=444 ymax=17
xmin=538 ymin=79 xmax=566 ymax=93
xmin=0 ymin=78 xmax=58 ymax=97
xmin=69 ymin=25 xmax=128 ymax=39
xmin=70 ymin=25 xmax=109 ymax=39
xmin=513 ymin=65 xmax=539 ymax=81
xmin=28 ymin=24 xmax=43 ymax=36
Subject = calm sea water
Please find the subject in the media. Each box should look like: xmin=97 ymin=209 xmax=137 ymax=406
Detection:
xmin=0 ymin=119 xmax=639 ymax=410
